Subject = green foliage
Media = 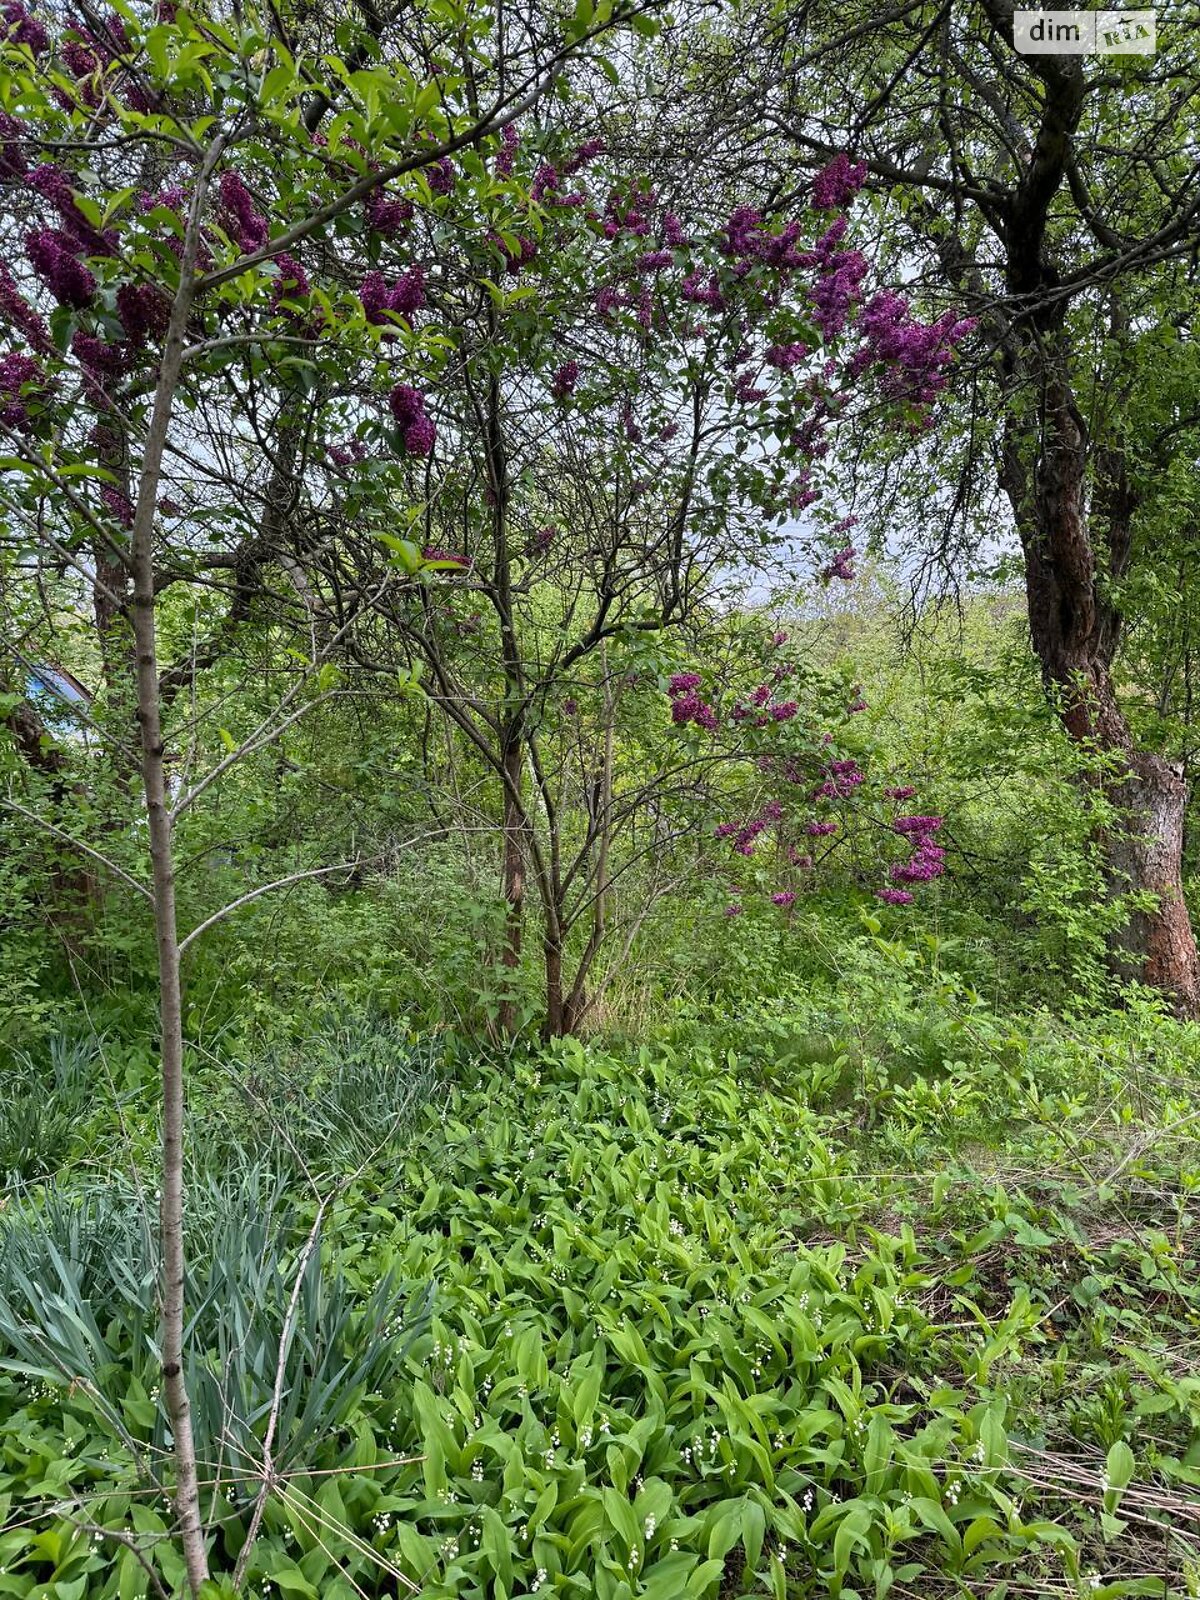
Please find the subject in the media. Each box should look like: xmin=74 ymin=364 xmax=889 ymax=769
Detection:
xmin=0 ymin=1036 xmax=107 ymax=1185
xmin=3 ymin=1011 xmax=1197 ymax=1595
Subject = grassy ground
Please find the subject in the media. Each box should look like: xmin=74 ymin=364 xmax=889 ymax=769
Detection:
xmin=0 ymin=988 xmax=1198 ymax=1598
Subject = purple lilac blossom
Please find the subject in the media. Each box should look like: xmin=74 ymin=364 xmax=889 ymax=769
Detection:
xmin=495 ymin=124 xmax=519 ymax=177
xmin=876 ymin=887 xmax=913 ymax=906
xmin=811 ymin=153 xmax=868 ymax=210
xmin=365 ymin=188 xmax=414 ymax=235
xmin=0 ymin=266 xmax=52 ymax=353
xmin=218 ymin=172 xmax=268 ymax=253
xmin=25 ymin=229 xmax=94 ymax=308
xmin=2 ymin=1 xmax=49 ymax=52
xmin=0 ymin=351 xmax=45 ymax=430
xmin=116 ymin=281 xmax=171 ymax=346
xmin=0 ymin=109 xmax=26 ymax=178
xmin=404 ymin=412 xmax=436 ymax=457
xmin=823 ymin=545 xmax=857 ymax=582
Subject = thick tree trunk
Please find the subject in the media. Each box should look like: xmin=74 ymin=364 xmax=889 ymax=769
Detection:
xmin=1105 ymin=753 xmax=1200 ymax=1014
xmin=1002 ymin=371 xmax=1200 ymax=1017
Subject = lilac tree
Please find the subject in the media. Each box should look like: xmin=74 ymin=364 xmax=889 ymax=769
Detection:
xmin=314 ymin=139 xmax=974 ymax=1033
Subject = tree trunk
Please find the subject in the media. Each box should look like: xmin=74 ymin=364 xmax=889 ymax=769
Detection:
xmin=498 ymin=733 xmax=525 ymax=1035
xmin=1001 ymin=369 xmax=1200 ymax=1017
xmin=561 ymin=657 xmax=617 ymax=1035
xmin=1105 ymin=753 xmax=1200 ymax=1013
xmin=543 ymin=932 xmax=565 ymax=1039
xmin=127 ymin=142 xmax=225 ymax=1598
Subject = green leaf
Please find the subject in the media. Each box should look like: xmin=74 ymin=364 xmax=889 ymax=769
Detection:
xmin=267 ymin=1570 xmax=319 ymax=1598
xmin=1105 ymin=1440 xmax=1135 ymax=1495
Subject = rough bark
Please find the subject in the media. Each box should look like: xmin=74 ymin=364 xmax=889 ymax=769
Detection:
xmin=1000 ymin=373 xmax=1200 ymax=1015
xmin=1105 ymin=754 xmax=1200 ymax=1013
xmin=980 ymin=3 xmax=1200 ymax=1015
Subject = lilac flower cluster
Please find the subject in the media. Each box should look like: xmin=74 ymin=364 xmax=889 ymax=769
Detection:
xmin=389 ymin=384 xmax=436 ymax=456
xmin=811 ymin=153 xmax=868 ymax=211
xmin=25 ymin=229 xmax=94 ymax=308
xmin=789 ymin=471 xmax=819 ymax=514
xmin=270 ymin=253 xmax=310 ymax=315
xmin=0 ymin=109 xmax=25 ymax=179
xmin=65 ymin=13 xmax=152 ymax=111
xmin=672 ymin=695 xmax=718 ymax=734
xmin=822 ymin=545 xmax=856 ymax=582
xmin=791 ymin=409 xmax=831 ymax=462
xmin=219 ymin=172 xmax=268 ymax=253
xmin=734 ymin=374 xmax=767 ymax=403
xmin=668 ymin=672 xmax=717 ymax=732
xmin=637 ymin=249 xmax=673 ymax=274
xmin=719 ymin=206 xmax=812 ymax=278
xmin=764 ymin=342 xmax=808 ymax=370
xmin=805 ymin=220 xmax=868 ymax=338
xmin=360 ymin=268 xmax=425 ymax=325
xmin=893 ymin=815 xmax=943 ymax=837
xmin=427 ymin=158 xmax=455 ymax=196
xmin=2 ymin=1 xmax=49 ymax=54
xmin=874 ymin=813 xmax=946 ymax=906
xmin=0 ymin=266 xmax=51 ymax=353
xmin=531 ymin=163 xmax=559 ymax=203
xmin=662 ymin=212 xmax=688 ymax=248
xmin=0 ymin=351 xmax=46 ymax=431
xmin=116 ymin=281 xmax=171 ymax=346
xmin=681 ymin=271 xmax=724 ymax=311
xmin=551 ymin=360 xmax=579 ymax=399
xmin=730 ymin=679 xmax=800 ymax=727
xmin=28 ymin=163 xmax=117 ymax=255
xmin=58 ymin=33 xmax=101 ymax=106
xmin=72 ymin=330 xmax=129 ymax=397
xmin=884 ymin=784 xmax=916 ymax=801
xmin=139 ymin=184 xmax=186 ymax=216
xmin=812 ymin=758 xmax=864 ymax=799
xmin=852 ymin=290 xmax=976 ymax=405
xmin=100 ymin=485 xmax=134 ymax=527
xmin=495 ymin=125 xmax=519 ymax=178
xmin=365 ymin=187 xmax=414 ymax=236
xmin=716 ymin=811 xmax=771 ymax=857
xmin=601 ymin=186 xmax=654 ymax=240
xmin=567 ymin=138 xmax=605 ymax=172
xmin=489 ymin=232 xmax=537 ymax=275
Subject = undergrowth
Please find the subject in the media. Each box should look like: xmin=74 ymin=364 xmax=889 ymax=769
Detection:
xmin=1 ymin=985 xmax=1198 ymax=1597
